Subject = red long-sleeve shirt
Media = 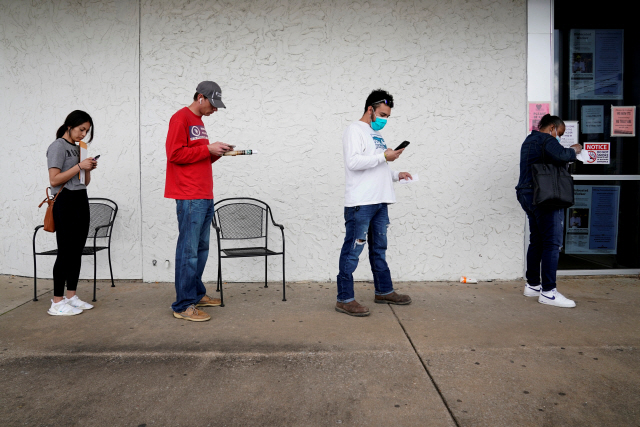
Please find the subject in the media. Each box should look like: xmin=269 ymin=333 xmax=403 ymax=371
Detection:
xmin=164 ymin=107 xmax=220 ymax=199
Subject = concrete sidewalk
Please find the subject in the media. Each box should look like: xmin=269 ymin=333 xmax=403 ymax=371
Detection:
xmin=0 ymin=275 xmax=638 ymax=426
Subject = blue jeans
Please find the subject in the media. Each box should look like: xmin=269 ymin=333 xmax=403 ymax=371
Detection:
xmin=172 ymin=199 xmax=215 ymax=312
xmin=337 ymin=204 xmax=394 ymax=303
xmin=516 ymin=190 xmax=564 ymax=292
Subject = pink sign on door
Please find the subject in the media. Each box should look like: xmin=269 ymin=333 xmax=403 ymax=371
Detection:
xmin=529 ymin=103 xmax=550 ymax=132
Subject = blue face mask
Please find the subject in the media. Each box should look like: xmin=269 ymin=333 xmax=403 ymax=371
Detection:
xmin=553 ymin=128 xmax=561 ymax=143
xmin=371 ymin=113 xmax=387 ymax=131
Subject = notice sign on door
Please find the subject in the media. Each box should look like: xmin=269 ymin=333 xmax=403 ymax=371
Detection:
xmin=583 ymin=143 xmax=610 ymax=164
xmin=528 ymin=102 xmax=550 ymax=131
xmin=581 ymin=105 xmax=604 ymax=134
xmin=565 ymin=185 xmax=620 ymax=255
xmin=569 ymin=29 xmax=624 ymax=100
xmin=611 ymin=106 xmax=636 ymax=137
xmin=559 ymin=121 xmax=579 ymax=148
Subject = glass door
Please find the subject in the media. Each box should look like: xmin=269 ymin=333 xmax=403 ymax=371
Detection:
xmin=554 ymin=1 xmax=640 ymax=273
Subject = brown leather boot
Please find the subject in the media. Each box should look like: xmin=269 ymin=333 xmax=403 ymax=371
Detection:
xmin=335 ymin=300 xmax=370 ymax=317
xmin=374 ymin=292 xmax=412 ymax=305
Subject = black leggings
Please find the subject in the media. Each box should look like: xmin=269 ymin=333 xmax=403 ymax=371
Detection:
xmin=52 ymin=189 xmax=90 ymax=297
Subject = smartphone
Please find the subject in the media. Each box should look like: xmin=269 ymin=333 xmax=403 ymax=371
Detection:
xmin=93 ymin=155 xmax=100 ymax=160
xmin=394 ymin=141 xmax=410 ymax=151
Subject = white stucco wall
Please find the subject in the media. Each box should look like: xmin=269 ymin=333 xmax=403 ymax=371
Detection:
xmin=0 ymin=0 xmax=142 ymax=280
xmin=1 ymin=0 xmax=527 ymax=283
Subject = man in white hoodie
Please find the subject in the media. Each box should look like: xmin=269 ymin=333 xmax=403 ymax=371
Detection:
xmin=335 ymin=89 xmax=413 ymax=317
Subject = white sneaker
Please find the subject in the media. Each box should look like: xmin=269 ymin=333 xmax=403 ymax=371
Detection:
xmin=538 ymin=289 xmax=576 ymax=308
xmin=65 ymin=295 xmax=94 ymax=310
xmin=523 ymin=283 xmax=541 ymax=297
xmin=47 ymin=299 xmax=83 ymax=316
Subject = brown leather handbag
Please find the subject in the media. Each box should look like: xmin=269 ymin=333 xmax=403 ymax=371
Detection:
xmin=38 ymin=184 xmax=65 ymax=232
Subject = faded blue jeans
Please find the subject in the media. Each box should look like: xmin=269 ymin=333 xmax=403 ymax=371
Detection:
xmin=517 ymin=190 xmax=564 ymax=292
xmin=171 ymin=199 xmax=215 ymax=313
xmin=337 ymin=203 xmax=394 ymax=303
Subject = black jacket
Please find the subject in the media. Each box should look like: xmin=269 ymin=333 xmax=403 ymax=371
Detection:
xmin=516 ymin=130 xmax=577 ymax=190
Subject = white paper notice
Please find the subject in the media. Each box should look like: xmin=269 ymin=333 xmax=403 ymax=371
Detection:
xmin=559 ymin=121 xmax=579 ymax=148
xmin=575 ymin=150 xmax=591 ymax=163
xmin=399 ymin=174 xmax=419 ymax=184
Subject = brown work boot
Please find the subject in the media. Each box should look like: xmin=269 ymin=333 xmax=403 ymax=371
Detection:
xmin=173 ymin=304 xmax=211 ymax=322
xmin=196 ymin=294 xmax=221 ymax=307
xmin=374 ymin=292 xmax=412 ymax=305
xmin=335 ymin=300 xmax=370 ymax=317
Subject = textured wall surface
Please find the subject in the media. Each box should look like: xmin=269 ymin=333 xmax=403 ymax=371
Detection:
xmin=139 ymin=0 xmax=527 ymax=283
xmin=0 ymin=0 xmax=142 ymax=279
xmin=1 ymin=0 xmax=527 ymax=283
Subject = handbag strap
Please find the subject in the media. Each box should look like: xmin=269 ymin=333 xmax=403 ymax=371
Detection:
xmin=541 ymin=135 xmax=572 ymax=170
xmin=39 ymin=183 xmax=66 ymax=208
xmin=540 ymin=137 xmax=549 ymax=165
xmin=525 ymin=134 xmax=549 ymax=187
xmin=51 ymin=183 xmax=65 ymax=201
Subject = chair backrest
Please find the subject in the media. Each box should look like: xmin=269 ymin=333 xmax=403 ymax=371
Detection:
xmin=88 ymin=198 xmax=118 ymax=238
xmin=214 ymin=199 xmax=268 ymax=240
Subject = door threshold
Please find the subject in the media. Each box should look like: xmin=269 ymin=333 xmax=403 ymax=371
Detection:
xmin=558 ymin=269 xmax=640 ymax=276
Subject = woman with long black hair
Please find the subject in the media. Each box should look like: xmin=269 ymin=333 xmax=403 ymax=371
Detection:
xmin=46 ymin=110 xmax=98 ymax=316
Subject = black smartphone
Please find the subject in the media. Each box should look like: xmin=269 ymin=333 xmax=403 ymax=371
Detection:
xmin=93 ymin=155 xmax=100 ymax=160
xmin=394 ymin=141 xmax=410 ymax=150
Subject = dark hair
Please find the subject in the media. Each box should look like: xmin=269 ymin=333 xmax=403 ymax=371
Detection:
xmin=194 ymin=92 xmax=200 ymax=101
xmin=364 ymin=89 xmax=394 ymax=113
xmin=56 ymin=110 xmax=94 ymax=142
xmin=537 ymin=114 xmax=564 ymax=131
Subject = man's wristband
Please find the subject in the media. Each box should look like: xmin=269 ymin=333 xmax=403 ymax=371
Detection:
xmin=383 ymin=152 xmax=387 ymax=162
xmin=78 ymin=164 xmax=83 ymax=171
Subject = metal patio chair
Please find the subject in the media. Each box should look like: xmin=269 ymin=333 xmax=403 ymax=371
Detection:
xmin=33 ymin=198 xmax=118 ymax=302
xmin=212 ymin=198 xmax=286 ymax=306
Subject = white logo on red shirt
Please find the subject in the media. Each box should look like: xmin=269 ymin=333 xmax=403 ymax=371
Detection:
xmin=189 ymin=126 xmax=208 ymax=141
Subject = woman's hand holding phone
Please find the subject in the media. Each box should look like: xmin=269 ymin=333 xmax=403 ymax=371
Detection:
xmin=79 ymin=157 xmax=96 ymax=171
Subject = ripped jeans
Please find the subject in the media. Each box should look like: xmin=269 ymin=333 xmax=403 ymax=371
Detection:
xmin=336 ymin=203 xmax=394 ymax=303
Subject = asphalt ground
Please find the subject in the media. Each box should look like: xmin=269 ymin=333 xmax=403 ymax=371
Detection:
xmin=0 ymin=275 xmax=638 ymax=426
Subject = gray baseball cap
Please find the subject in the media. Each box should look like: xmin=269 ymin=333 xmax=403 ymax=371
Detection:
xmin=196 ymin=81 xmax=226 ymax=109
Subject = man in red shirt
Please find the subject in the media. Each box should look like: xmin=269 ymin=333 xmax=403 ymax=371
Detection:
xmin=165 ymin=81 xmax=233 ymax=321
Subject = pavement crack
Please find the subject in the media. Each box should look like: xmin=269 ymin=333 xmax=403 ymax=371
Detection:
xmin=389 ymin=305 xmax=460 ymax=427
xmin=1 ymin=289 xmax=53 ymax=317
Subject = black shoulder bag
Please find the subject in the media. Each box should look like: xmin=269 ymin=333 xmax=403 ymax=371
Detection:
xmin=531 ymin=139 xmax=575 ymax=208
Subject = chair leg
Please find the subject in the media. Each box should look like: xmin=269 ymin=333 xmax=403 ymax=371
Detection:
xmin=108 ymin=246 xmax=115 ymax=287
xmin=216 ymin=260 xmax=221 ymax=292
xmin=264 ymin=256 xmax=268 ymax=288
xmin=282 ymin=253 xmax=286 ymax=302
xmin=93 ymin=251 xmax=97 ymax=302
xmin=217 ymin=259 xmax=224 ymax=307
xmin=219 ymin=274 xmax=224 ymax=308
xmin=33 ymin=253 xmax=38 ymax=302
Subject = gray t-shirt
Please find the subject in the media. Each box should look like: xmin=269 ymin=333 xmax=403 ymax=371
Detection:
xmin=46 ymin=138 xmax=86 ymax=194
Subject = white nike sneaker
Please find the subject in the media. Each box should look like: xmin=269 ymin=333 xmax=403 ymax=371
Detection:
xmin=47 ymin=299 xmax=83 ymax=316
xmin=65 ymin=295 xmax=94 ymax=310
xmin=538 ymin=289 xmax=576 ymax=308
xmin=523 ymin=283 xmax=541 ymax=297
